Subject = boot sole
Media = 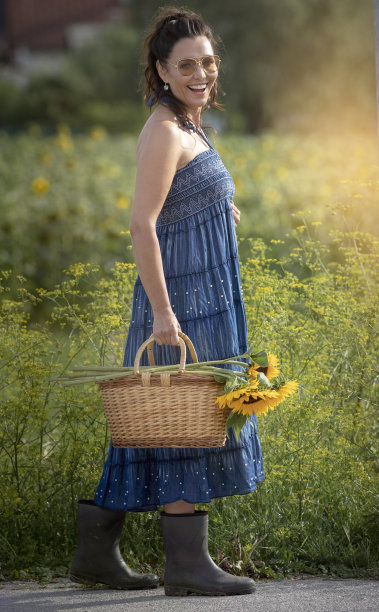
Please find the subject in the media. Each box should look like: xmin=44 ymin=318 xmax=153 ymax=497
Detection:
xmin=70 ymin=573 xmax=158 ymax=590
xmin=165 ymin=584 xmax=256 ymax=597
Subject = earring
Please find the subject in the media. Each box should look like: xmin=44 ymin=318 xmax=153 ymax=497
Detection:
xmin=163 ymin=83 xmax=169 ymax=91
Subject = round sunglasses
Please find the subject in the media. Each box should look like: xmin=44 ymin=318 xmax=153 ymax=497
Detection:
xmin=166 ymin=55 xmax=220 ymax=76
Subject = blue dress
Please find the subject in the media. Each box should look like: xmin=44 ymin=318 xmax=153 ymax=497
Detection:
xmin=95 ymin=141 xmax=265 ymax=512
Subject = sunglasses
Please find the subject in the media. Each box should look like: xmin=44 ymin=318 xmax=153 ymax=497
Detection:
xmin=166 ymin=55 xmax=220 ymax=76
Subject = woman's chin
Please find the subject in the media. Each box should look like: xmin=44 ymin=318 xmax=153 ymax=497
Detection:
xmin=183 ymin=95 xmax=209 ymax=113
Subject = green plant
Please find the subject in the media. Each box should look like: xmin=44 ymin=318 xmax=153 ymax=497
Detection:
xmin=0 ymin=222 xmax=377 ymax=579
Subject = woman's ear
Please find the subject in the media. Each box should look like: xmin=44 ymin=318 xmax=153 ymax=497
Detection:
xmin=156 ymin=59 xmax=167 ymax=83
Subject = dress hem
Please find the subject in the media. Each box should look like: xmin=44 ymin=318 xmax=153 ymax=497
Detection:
xmin=94 ymin=477 xmax=265 ymax=513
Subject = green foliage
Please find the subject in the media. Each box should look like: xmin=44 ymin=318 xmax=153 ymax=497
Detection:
xmin=0 ymin=224 xmax=377 ymax=578
xmin=64 ymin=25 xmax=142 ymax=105
xmin=225 ymin=412 xmax=247 ymax=441
xmin=0 ymin=77 xmax=23 ymax=124
xmin=0 ymin=127 xmax=137 ymax=295
xmin=0 ymin=25 xmax=148 ymax=133
xmin=234 ymin=227 xmax=378 ymax=577
xmin=0 ymin=2 xmax=376 ymax=133
xmin=0 ymin=130 xmax=377 ymax=579
xmin=0 ymin=130 xmax=377 ymax=303
xmin=21 ymin=71 xmax=92 ymax=127
xmin=131 ymin=0 xmax=376 ymax=133
xmin=0 ymin=263 xmax=137 ymax=577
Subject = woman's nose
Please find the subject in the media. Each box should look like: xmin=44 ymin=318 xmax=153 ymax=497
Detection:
xmin=193 ymin=62 xmax=207 ymax=78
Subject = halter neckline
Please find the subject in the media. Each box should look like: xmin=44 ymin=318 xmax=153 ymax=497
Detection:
xmin=179 ymin=115 xmax=213 ymax=149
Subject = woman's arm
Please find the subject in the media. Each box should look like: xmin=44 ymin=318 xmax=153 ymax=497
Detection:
xmin=129 ymin=121 xmax=182 ymax=346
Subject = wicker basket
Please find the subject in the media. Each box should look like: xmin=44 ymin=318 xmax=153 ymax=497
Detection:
xmin=97 ymin=332 xmax=228 ymax=448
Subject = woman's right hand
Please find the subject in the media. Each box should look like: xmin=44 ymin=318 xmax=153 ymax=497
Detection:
xmin=152 ymin=308 xmax=181 ymax=346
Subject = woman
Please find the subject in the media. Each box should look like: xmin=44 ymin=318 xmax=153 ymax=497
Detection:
xmin=70 ymin=7 xmax=265 ymax=597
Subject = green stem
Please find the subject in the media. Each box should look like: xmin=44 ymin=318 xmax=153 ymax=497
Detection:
xmin=62 ymin=372 xmax=131 ymax=386
xmin=72 ymin=365 xmax=134 ymax=372
xmin=53 ymin=357 xmax=251 ymax=386
xmin=71 ymin=357 xmax=247 ymax=372
xmin=186 ymin=360 xmax=247 ymax=369
xmin=60 ymin=366 xmax=247 ymax=386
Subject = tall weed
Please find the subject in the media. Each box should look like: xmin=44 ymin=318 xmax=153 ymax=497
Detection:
xmin=0 ymin=225 xmax=377 ymax=579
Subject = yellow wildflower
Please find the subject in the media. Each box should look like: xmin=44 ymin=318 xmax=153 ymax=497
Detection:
xmin=116 ymin=196 xmax=131 ymax=210
xmin=90 ymin=126 xmax=107 ymax=141
xmin=31 ymin=177 xmax=50 ymax=195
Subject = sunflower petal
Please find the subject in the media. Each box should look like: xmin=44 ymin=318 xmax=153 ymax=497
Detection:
xmin=266 ymin=354 xmax=281 ymax=380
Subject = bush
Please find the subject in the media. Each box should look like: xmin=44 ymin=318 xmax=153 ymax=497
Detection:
xmin=22 ymin=71 xmax=91 ymax=127
xmin=0 ymin=25 xmax=145 ymax=133
xmin=78 ymin=101 xmax=147 ymax=133
xmin=0 ymin=77 xmax=23 ymax=125
xmin=0 ymin=225 xmax=377 ymax=579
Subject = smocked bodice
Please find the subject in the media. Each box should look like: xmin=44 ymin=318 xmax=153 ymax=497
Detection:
xmin=156 ymin=148 xmax=235 ymax=227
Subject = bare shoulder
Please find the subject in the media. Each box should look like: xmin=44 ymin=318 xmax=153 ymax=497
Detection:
xmin=130 ymin=110 xmax=185 ymax=226
xmin=137 ymin=110 xmax=182 ymax=168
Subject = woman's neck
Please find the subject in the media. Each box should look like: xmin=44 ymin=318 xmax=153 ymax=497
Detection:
xmin=185 ymin=108 xmax=202 ymax=130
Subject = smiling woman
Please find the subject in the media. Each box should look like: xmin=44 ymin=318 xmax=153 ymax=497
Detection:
xmin=143 ymin=7 xmax=223 ymax=127
xmin=156 ymin=37 xmax=219 ymax=115
xmin=69 ymin=6 xmax=261 ymax=598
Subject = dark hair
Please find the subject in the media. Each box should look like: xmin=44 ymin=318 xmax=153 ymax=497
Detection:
xmin=142 ymin=6 xmax=223 ymax=128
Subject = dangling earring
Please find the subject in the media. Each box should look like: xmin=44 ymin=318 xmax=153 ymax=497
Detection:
xmin=163 ymin=83 xmax=169 ymax=91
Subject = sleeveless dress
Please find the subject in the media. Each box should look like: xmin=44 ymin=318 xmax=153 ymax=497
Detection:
xmin=94 ymin=138 xmax=265 ymax=512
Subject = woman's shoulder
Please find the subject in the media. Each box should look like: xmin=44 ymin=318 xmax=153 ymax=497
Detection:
xmin=137 ymin=109 xmax=182 ymax=160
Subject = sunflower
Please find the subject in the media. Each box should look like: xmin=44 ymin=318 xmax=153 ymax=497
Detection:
xmin=248 ymin=353 xmax=280 ymax=381
xmin=230 ymin=388 xmax=282 ymax=416
xmin=218 ymin=378 xmax=299 ymax=417
xmin=247 ymin=361 xmax=260 ymax=379
xmin=215 ymin=380 xmax=259 ymax=410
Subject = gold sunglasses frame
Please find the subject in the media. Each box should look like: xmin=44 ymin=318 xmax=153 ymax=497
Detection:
xmin=165 ymin=55 xmax=221 ymax=75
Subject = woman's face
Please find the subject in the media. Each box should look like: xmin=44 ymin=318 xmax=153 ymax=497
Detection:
xmin=157 ymin=36 xmax=218 ymax=114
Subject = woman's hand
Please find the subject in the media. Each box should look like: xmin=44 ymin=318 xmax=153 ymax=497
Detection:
xmin=230 ymin=200 xmax=241 ymax=227
xmin=153 ymin=308 xmax=181 ymax=346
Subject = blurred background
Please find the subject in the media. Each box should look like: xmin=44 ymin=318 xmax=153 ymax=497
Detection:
xmin=0 ymin=0 xmax=376 ymax=134
xmin=0 ymin=0 xmax=377 ymax=297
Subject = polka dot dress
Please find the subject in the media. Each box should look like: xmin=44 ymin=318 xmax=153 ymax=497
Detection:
xmin=95 ymin=138 xmax=265 ymax=512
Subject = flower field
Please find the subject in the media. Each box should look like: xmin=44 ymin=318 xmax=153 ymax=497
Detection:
xmin=0 ymin=126 xmax=377 ymax=296
xmin=0 ymin=127 xmax=378 ymax=580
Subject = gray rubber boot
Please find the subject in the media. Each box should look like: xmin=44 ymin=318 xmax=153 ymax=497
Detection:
xmin=70 ymin=500 xmax=159 ymax=589
xmin=161 ymin=510 xmax=256 ymax=596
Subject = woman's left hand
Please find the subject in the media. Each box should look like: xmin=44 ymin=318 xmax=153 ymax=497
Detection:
xmin=230 ymin=200 xmax=241 ymax=227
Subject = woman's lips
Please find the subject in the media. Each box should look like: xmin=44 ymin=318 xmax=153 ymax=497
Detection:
xmin=188 ymin=84 xmax=207 ymax=93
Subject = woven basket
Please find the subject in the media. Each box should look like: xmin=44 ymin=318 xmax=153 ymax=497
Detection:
xmin=97 ymin=332 xmax=228 ymax=448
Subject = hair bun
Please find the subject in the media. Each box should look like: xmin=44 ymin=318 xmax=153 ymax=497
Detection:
xmin=163 ymin=12 xmax=186 ymax=25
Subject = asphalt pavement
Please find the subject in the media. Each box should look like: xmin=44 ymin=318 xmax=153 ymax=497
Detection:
xmin=0 ymin=578 xmax=378 ymax=612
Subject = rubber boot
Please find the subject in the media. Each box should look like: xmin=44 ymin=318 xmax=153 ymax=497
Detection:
xmin=70 ymin=500 xmax=159 ymax=589
xmin=161 ymin=510 xmax=256 ymax=596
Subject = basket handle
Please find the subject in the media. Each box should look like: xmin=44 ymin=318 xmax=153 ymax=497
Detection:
xmin=145 ymin=331 xmax=198 ymax=366
xmin=133 ymin=331 xmax=198 ymax=375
